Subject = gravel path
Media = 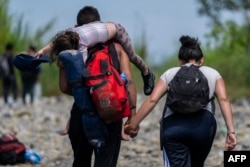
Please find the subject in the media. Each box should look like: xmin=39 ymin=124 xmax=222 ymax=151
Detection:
xmin=0 ymin=95 xmax=249 ymax=167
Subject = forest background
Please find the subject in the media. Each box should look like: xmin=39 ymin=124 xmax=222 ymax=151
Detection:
xmin=1 ymin=0 xmax=250 ymax=101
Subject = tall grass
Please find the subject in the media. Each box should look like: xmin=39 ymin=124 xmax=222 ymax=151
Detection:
xmin=39 ymin=63 xmax=61 ymax=95
xmin=3 ymin=47 xmax=250 ymax=102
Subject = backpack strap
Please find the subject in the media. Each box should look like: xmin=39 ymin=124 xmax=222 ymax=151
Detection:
xmin=86 ymin=41 xmax=120 ymax=73
xmin=196 ymin=65 xmax=214 ymax=106
xmin=196 ymin=64 xmax=215 ymax=104
xmin=86 ymin=43 xmax=104 ymax=65
xmin=108 ymin=42 xmax=120 ymax=73
xmin=68 ymin=78 xmax=84 ymax=88
xmin=100 ymin=59 xmax=108 ymax=74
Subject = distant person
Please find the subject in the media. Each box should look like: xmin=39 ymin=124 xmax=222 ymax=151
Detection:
xmin=20 ymin=45 xmax=41 ymax=105
xmin=0 ymin=43 xmax=18 ymax=109
xmin=125 ymin=35 xmax=237 ymax=167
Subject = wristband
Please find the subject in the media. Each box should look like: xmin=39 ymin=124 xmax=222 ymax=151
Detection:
xmin=130 ymin=106 xmax=136 ymax=110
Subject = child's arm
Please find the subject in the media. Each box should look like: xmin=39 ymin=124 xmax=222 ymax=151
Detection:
xmin=35 ymin=43 xmax=52 ymax=58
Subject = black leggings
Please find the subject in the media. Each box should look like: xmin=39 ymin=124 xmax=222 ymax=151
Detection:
xmin=68 ymin=103 xmax=122 ymax=167
xmin=2 ymin=76 xmax=17 ymax=104
xmin=161 ymin=110 xmax=217 ymax=167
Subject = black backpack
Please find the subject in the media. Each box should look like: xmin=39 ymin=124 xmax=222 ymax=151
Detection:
xmin=166 ymin=65 xmax=210 ymax=113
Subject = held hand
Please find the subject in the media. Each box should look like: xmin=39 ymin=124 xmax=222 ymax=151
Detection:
xmin=121 ymin=125 xmax=130 ymax=141
xmin=225 ymin=132 xmax=237 ymax=150
xmin=124 ymin=122 xmax=139 ymax=138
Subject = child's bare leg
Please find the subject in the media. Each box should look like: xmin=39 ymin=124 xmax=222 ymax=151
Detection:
xmin=114 ymin=23 xmax=155 ymax=95
xmin=114 ymin=23 xmax=148 ymax=74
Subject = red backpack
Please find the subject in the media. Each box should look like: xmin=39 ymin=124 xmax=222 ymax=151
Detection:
xmin=83 ymin=42 xmax=131 ymax=123
xmin=0 ymin=133 xmax=26 ymax=165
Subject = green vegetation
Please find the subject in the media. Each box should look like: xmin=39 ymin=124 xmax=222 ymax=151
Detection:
xmin=1 ymin=0 xmax=250 ymax=101
xmin=195 ymin=0 xmax=250 ymax=100
xmin=0 ymin=0 xmax=57 ymax=96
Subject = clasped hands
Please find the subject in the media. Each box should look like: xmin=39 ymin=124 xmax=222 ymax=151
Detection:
xmin=124 ymin=119 xmax=140 ymax=138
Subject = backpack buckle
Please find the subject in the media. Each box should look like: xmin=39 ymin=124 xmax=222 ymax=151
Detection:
xmin=90 ymin=87 xmax=94 ymax=94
